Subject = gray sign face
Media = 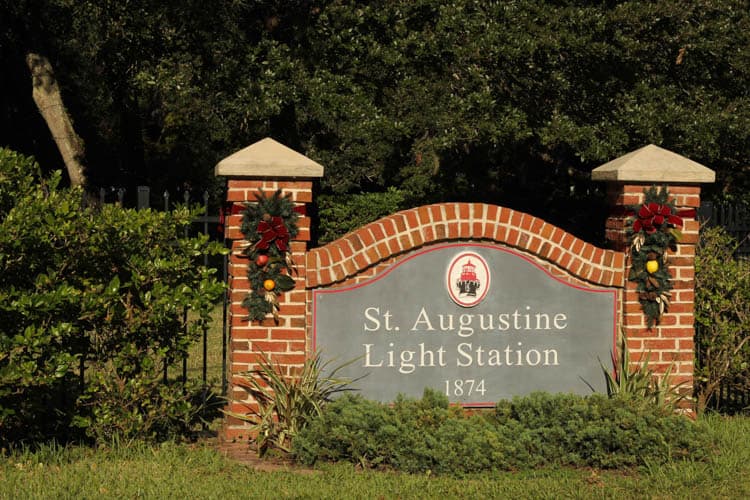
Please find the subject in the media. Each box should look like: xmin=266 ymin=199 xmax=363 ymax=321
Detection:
xmin=312 ymin=243 xmax=616 ymax=405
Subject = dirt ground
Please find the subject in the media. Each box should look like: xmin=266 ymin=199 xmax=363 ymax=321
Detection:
xmin=215 ymin=440 xmax=317 ymax=473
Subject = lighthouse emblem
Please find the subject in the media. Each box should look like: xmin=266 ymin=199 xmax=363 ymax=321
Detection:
xmin=446 ymin=251 xmax=490 ymax=307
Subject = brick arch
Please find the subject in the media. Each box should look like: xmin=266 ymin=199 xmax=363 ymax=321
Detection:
xmin=306 ymin=203 xmax=625 ymax=289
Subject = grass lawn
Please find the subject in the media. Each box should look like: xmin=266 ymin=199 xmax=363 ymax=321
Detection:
xmin=1 ymin=414 xmax=749 ymax=499
xmin=185 ymin=303 xmax=226 ymax=386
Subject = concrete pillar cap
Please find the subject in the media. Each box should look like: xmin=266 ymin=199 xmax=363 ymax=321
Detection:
xmin=592 ymin=144 xmax=715 ymax=184
xmin=215 ymin=137 xmax=324 ymax=178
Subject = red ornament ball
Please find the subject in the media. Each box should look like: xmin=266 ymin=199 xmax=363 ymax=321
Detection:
xmin=255 ymin=254 xmax=269 ymax=266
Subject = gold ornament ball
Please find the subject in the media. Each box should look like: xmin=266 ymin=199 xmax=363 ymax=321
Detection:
xmin=263 ymin=279 xmax=276 ymax=291
xmin=646 ymin=260 xmax=659 ymax=274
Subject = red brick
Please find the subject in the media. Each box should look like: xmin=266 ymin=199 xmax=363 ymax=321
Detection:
xmin=288 ymin=341 xmax=307 ymax=352
xmin=393 ymin=214 xmax=407 ymax=233
xmin=458 ymin=203 xmax=471 ymax=220
xmin=485 ymin=205 xmax=499 ymax=222
xmin=232 ymin=352 xmax=264 ymax=364
xmin=571 ymin=239 xmax=584 ymax=255
xmin=497 ymin=207 xmax=512 ymax=224
xmin=228 ymin=180 xmax=265 ymax=190
xmin=369 ymin=223 xmax=386 ymax=241
xmin=430 ymin=205 xmax=444 ymax=222
xmin=540 ymin=242 xmax=552 ymax=259
xmin=679 ymin=338 xmax=695 ymax=350
xmin=643 ymin=339 xmax=677 ymax=350
xmin=658 ymin=327 xmax=695 ymax=338
xmin=666 ymin=303 xmax=694 ymax=314
xmin=678 ymin=315 xmax=694 ymax=326
xmin=319 ymin=268 xmax=332 ymax=284
xmin=680 ymin=232 xmax=700 ymax=244
xmin=344 ymin=234 xmax=361 ymax=253
xmin=405 ymin=209 xmax=419 ymax=228
xmin=410 ymin=229 xmax=425 ymax=247
xmin=417 ymin=206 xmax=432 ymax=225
xmin=270 ymin=353 xmax=307 ymax=365
xmin=549 ymin=246 xmax=562 ymax=265
xmin=560 ymin=232 xmax=575 ymax=249
xmin=676 ymin=245 xmax=695 ymax=257
xmin=510 ymin=210 xmax=523 ymax=228
xmin=443 ymin=204 xmax=457 ymax=221
xmin=366 ymin=247 xmax=380 ymax=264
xmin=540 ymin=223 xmax=554 ymax=241
xmin=494 ymin=225 xmax=508 ymax=242
xmin=622 ymin=193 xmax=642 ymax=205
xmin=459 ymin=221 xmax=471 ymax=238
xmin=271 ymin=329 xmax=306 ymax=341
xmin=471 ymin=203 xmax=485 ymax=219
xmin=664 ymin=351 xmax=693 ymax=362
xmin=277 ymin=181 xmax=313 ymax=190
xmin=519 ymin=213 xmax=534 ymax=232
xmin=251 ymin=341 xmax=290 ymax=352
xmin=559 ymin=252 xmax=572 ymax=269
xmin=623 ymin=313 xmax=646 ymax=327
xmin=604 ymin=269 xmax=617 ymax=286
xmin=588 ymin=267 xmax=603 ymax=284
xmin=447 ymin=222 xmax=460 ymax=239
xmin=518 ymin=232 xmax=530 ymax=249
xmin=626 ymin=338 xmax=643 ymax=351
xmin=232 ymin=329 xmax=269 ymax=340
xmin=280 ymin=303 xmax=307 ymax=315
xmin=354 ymin=252 xmax=369 ymax=270
xmin=591 ymin=247 xmax=605 ymax=265
xmin=231 ymin=341 xmax=249 ymax=351
xmin=668 ymin=186 xmax=701 ymax=195
xmin=376 ymin=241 xmax=390 ymax=259
xmin=507 ymin=228 xmax=520 ymax=246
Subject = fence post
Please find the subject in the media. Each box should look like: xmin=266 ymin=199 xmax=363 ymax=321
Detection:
xmin=592 ymin=144 xmax=715 ymax=408
xmin=137 ymin=186 xmax=150 ymax=210
xmin=215 ymin=138 xmax=323 ymax=441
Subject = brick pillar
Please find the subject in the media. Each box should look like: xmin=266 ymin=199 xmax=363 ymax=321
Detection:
xmin=215 ymin=138 xmax=323 ymax=440
xmin=592 ymin=145 xmax=714 ymax=405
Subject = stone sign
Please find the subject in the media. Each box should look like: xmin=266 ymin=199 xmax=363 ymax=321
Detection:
xmin=312 ymin=243 xmax=616 ymax=405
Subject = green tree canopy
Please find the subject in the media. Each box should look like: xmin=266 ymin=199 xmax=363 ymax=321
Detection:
xmin=2 ymin=0 xmax=748 ymax=238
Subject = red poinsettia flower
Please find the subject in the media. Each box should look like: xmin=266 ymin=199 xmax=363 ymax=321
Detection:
xmin=633 ymin=203 xmax=684 ymax=234
xmin=256 ymin=216 xmax=290 ymax=252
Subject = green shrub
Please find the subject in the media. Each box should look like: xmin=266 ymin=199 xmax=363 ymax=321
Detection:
xmin=316 ymin=188 xmax=405 ymax=244
xmin=695 ymin=226 xmax=750 ymax=413
xmin=0 ymin=148 xmax=225 ymax=445
xmin=293 ymin=391 xmax=711 ymax=474
xmin=493 ymin=393 xmax=705 ymax=468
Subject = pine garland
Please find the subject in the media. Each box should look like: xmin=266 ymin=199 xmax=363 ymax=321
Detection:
xmin=240 ymin=189 xmax=299 ymax=321
xmin=627 ymin=186 xmax=685 ymax=328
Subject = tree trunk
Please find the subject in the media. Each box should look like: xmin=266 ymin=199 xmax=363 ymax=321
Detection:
xmin=26 ymin=53 xmax=87 ymax=187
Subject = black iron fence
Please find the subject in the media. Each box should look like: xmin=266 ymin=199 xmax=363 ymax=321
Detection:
xmin=698 ymin=201 xmax=750 ymax=258
xmin=92 ymin=185 xmax=229 ymax=396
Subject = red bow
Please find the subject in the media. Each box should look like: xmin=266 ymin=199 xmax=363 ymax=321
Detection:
xmin=633 ymin=203 xmax=684 ymax=234
xmin=256 ymin=216 xmax=290 ymax=252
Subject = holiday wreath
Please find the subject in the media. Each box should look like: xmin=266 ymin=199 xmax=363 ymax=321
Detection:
xmin=627 ymin=185 xmax=694 ymax=327
xmin=240 ymin=190 xmax=299 ymax=321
